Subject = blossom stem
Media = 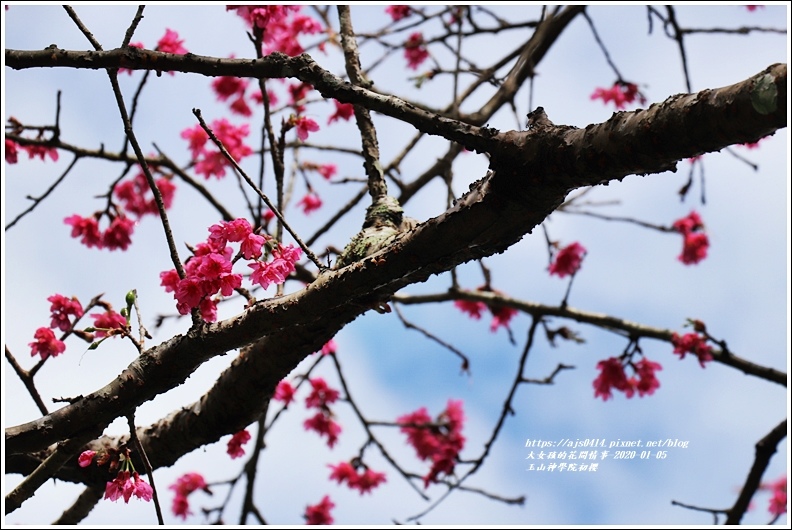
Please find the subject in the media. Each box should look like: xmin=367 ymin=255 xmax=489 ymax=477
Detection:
xmin=127 ymin=413 xmax=164 ymax=524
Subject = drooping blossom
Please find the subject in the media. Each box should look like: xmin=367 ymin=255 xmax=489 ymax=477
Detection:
xmin=21 ymin=143 xmax=59 ymax=162
xmin=304 ymin=495 xmax=335 ymax=525
xmin=593 ymin=357 xmax=635 ymax=401
xmin=5 ymin=138 xmax=19 ymax=163
xmin=29 ymin=327 xmax=66 ymax=361
xmin=227 ymin=429 xmax=251 ymax=459
xmin=248 ymin=243 xmax=302 ymax=290
xmin=328 ymin=100 xmax=355 ymax=124
xmin=591 ymin=81 xmax=646 ymax=109
xmin=104 ymin=471 xmax=153 ymax=503
xmin=398 ymin=399 xmax=466 ymax=487
xmin=298 ymin=192 xmax=323 ymax=214
xmin=489 ymin=304 xmax=518 ymax=332
xmin=671 ymin=332 xmax=713 ymax=368
xmin=386 ymin=5 xmax=412 ymax=21
xmin=274 ymin=380 xmax=296 ymax=405
xmin=549 ymin=242 xmax=587 ymax=278
xmin=631 ymin=358 xmax=662 ymax=397
xmin=48 ymin=294 xmax=84 ymax=332
xmin=156 ymin=28 xmax=188 ymax=55
xmin=303 ymin=411 xmax=342 ymax=448
xmin=90 ymin=310 xmax=127 ymax=338
xmin=454 ymin=299 xmax=487 ymax=319
xmin=329 ymin=461 xmax=387 ymax=495
xmin=102 ymin=215 xmax=136 ymax=251
xmin=404 ymin=32 xmax=429 ymax=70
xmin=169 ymin=472 xmax=210 ymax=520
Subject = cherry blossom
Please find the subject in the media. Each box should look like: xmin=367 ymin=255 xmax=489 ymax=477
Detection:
xmin=104 ymin=471 xmax=153 ymax=503
xmin=404 ymin=32 xmax=429 ymax=70
xmin=320 ymin=339 xmax=337 ymax=356
xmin=593 ymin=357 xmax=635 ymax=401
xmin=671 ymin=332 xmax=713 ymax=367
xmin=170 ymin=472 xmax=210 ymax=519
xmin=329 ymin=461 xmax=387 ymax=495
xmin=305 ymin=378 xmax=340 ymax=409
xmin=304 ymin=495 xmax=335 ymax=525
xmin=590 ymin=81 xmax=646 ymax=109
xmin=328 ymin=100 xmax=355 ymax=124
xmin=303 ymin=411 xmax=342 ymax=448
xmin=292 ymin=115 xmax=320 ymax=141
xmin=115 ymin=173 xmax=177 ymax=218
xmin=47 ymin=294 xmax=84 ymax=332
xmin=454 ymin=299 xmax=487 ymax=319
xmin=549 ymin=242 xmax=587 ymax=278
xmin=274 ymin=380 xmax=296 ymax=405
xmin=90 ymin=310 xmax=127 ymax=338
xmin=761 ymin=475 xmax=787 ymax=516
xmin=156 ymin=28 xmax=188 ymax=54
xmin=632 ymin=358 xmax=662 ymax=397
xmin=398 ymin=399 xmax=466 ymax=487
xmin=227 ymin=429 xmax=251 ymax=459
xmin=5 ymin=138 xmax=19 ymax=163
xmin=29 ymin=327 xmax=66 ymax=361
xmin=489 ymin=304 xmax=518 ymax=332
xmin=78 ymin=450 xmax=96 ymax=468
xmin=21 ymin=143 xmax=59 ymax=162
xmin=298 ymin=192 xmax=323 ymax=214
xmin=386 ymin=5 xmax=412 ymax=22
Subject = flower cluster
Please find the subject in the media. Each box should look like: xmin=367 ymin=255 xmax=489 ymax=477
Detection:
xmin=398 ymin=399 xmax=466 ymax=487
xmin=181 ymin=119 xmax=253 ymax=180
xmin=404 ymin=32 xmax=430 ymax=70
xmin=671 ymin=331 xmax=713 ymax=367
xmin=114 ymin=170 xmax=176 ymax=219
xmin=64 ymin=213 xmax=136 ymax=251
xmin=328 ymin=461 xmax=387 ymax=495
xmin=591 ymin=81 xmax=646 ymax=109
xmin=170 ymin=472 xmax=211 ymax=520
xmin=29 ymin=294 xmax=83 ymax=360
xmin=303 ymin=378 xmax=342 ymax=448
xmin=672 ymin=211 xmax=709 ymax=265
xmin=593 ymin=357 xmax=663 ymax=401
xmin=274 ymin=379 xmax=296 ymax=405
xmin=549 ymin=241 xmax=587 ymax=278
xmin=78 ymin=448 xmax=153 ymax=504
xmin=227 ymin=429 xmax=251 ymax=459
xmin=454 ymin=287 xmax=518 ymax=332
xmin=304 ymin=495 xmax=335 ymax=525
xmin=212 ymin=74 xmax=252 ymax=117
xmin=227 ymin=5 xmax=323 ymax=57
xmin=4 ymin=138 xmax=59 ymax=164
xmin=160 ymin=218 xmax=301 ymax=321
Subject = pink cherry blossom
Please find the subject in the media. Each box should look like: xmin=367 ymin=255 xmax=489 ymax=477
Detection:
xmin=21 ymin=143 xmax=59 ymax=162
xmin=632 ymin=358 xmax=662 ymax=397
xmin=489 ymin=304 xmax=518 ymax=332
xmin=156 ymin=28 xmax=188 ymax=55
xmin=593 ymin=357 xmax=634 ymax=401
xmin=671 ymin=332 xmax=713 ymax=367
xmin=386 ymin=5 xmax=412 ymax=22
xmin=102 ymin=215 xmax=135 ymax=251
xmin=104 ymin=471 xmax=152 ymax=503
xmin=48 ymin=294 xmax=84 ymax=332
xmin=29 ymin=327 xmax=66 ymax=361
xmin=90 ymin=310 xmax=127 ymax=338
xmin=303 ymin=411 xmax=342 ymax=448
xmin=5 ymin=138 xmax=19 ymax=163
xmin=549 ymin=242 xmax=587 ymax=278
xmin=305 ymin=377 xmax=340 ymax=408
xmin=455 ymin=299 xmax=487 ymax=319
xmin=293 ymin=116 xmax=320 ymax=141
xmin=304 ymin=495 xmax=335 ymax=525
xmin=78 ymin=450 xmax=96 ymax=468
xmin=227 ymin=429 xmax=251 ymax=459
xmin=298 ymin=192 xmax=322 ymax=214
xmin=328 ymin=100 xmax=355 ymax=124
xmin=320 ymin=339 xmax=337 ymax=356
xmin=591 ymin=82 xmax=646 ymax=109
xmin=399 ymin=400 xmax=466 ymax=487
xmin=274 ymin=380 xmax=296 ymax=405
xmin=404 ymin=32 xmax=429 ymax=70
xmin=328 ymin=462 xmax=387 ymax=495
xmin=64 ymin=214 xmax=104 ymax=249
xmin=678 ymin=232 xmax=709 ymax=265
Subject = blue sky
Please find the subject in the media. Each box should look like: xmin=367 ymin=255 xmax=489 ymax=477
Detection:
xmin=2 ymin=3 xmax=790 ymax=527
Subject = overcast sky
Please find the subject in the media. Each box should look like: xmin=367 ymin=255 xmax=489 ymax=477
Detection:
xmin=2 ymin=3 xmax=790 ymax=527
